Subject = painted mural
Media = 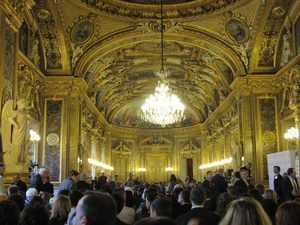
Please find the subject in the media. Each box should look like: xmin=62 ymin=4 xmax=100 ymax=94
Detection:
xmin=258 ymin=98 xmax=278 ymax=180
xmin=45 ymin=100 xmax=62 ymax=181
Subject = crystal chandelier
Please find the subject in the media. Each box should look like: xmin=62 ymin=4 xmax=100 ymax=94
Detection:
xmin=141 ymin=0 xmax=185 ymax=127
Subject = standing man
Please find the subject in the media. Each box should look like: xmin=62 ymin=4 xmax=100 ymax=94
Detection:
xmin=245 ymin=162 xmax=254 ymax=184
xmin=282 ymin=167 xmax=300 ymax=201
xmin=233 ymin=167 xmax=249 ymax=197
xmin=0 ymin=162 xmax=5 ymax=195
xmin=212 ymin=168 xmax=228 ymax=194
xmin=201 ymin=171 xmax=214 ymax=197
xmin=30 ymin=167 xmax=49 ymax=193
xmin=273 ymin=166 xmax=283 ymax=202
xmin=97 ymin=172 xmax=107 ymax=189
xmin=58 ymin=170 xmax=79 ymax=192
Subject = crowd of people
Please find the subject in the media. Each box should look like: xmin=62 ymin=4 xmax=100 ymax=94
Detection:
xmin=0 ymin=161 xmax=300 ymax=225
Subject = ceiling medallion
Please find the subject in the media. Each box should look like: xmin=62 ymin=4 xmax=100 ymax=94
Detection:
xmin=141 ymin=0 xmax=185 ymax=127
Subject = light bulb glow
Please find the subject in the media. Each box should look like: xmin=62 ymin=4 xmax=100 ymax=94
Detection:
xmin=199 ymin=157 xmax=233 ymax=169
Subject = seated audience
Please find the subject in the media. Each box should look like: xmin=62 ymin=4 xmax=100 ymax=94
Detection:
xmin=261 ymin=190 xmax=278 ymax=225
xmin=25 ymin=188 xmax=38 ymax=205
xmin=150 ymin=198 xmax=172 ymax=218
xmin=173 ymin=189 xmax=192 ymax=218
xmin=72 ymin=192 xmax=116 ymax=225
xmin=7 ymin=184 xmax=20 ymax=196
xmin=214 ymin=192 xmax=234 ymax=218
xmin=67 ymin=191 xmax=83 ymax=225
xmin=19 ymin=205 xmax=50 ymax=225
xmin=176 ymin=187 xmax=221 ymax=225
xmin=134 ymin=217 xmax=176 ymax=225
xmin=50 ymin=195 xmax=71 ymax=225
xmin=219 ymin=197 xmax=272 ymax=225
xmin=0 ymin=200 xmax=20 ymax=225
xmin=276 ymin=201 xmax=300 ymax=225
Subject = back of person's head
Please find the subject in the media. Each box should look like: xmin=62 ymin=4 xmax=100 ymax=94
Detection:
xmin=74 ymin=192 xmax=116 ymax=225
xmin=58 ymin=188 xmax=71 ymax=196
xmin=125 ymin=190 xmax=134 ymax=207
xmin=50 ymin=195 xmax=71 ymax=219
xmin=276 ymin=201 xmax=300 ymax=225
xmin=26 ymin=188 xmax=38 ymax=202
xmin=70 ymin=190 xmax=83 ymax=207
xmin=29 ymin=196 xmax=45 ymax=208
xmin=215 ymin=192 xmax=235 ymax=217
xmin=39 ymin=191 xmax=51 ymax=204
xmin=9 ymin=194 xmax=25 ymax=211
xmin=263 ymin=189 xmax=277 ymax=202
xmin=150 ymin=198 xmax=172 ymax=217
xmin=134 ymin=217 xmax=176 ymax=225
xmin=256 ymin=184 xmax=265 ymax=196
xmin=233 ymin=171 xmax=241 ymax=179
xmin=190 ymin=187 xmax=206 ymax=206
xmin=112 ymin=192 xmax=124 ymax=214
xmin=69 ymin=170 xmax=79 ymax=177
xmin=19 ymin=205 xmax=49 ymax=225
xmin=180 ymin=189 xmax=191 ymax=203
xmin=173 ymin=186 xmax=184 ymax=197
xmin=187 ymin=217 xmax=202 ymax=225
xmin=219 ymin=197 xmax=272 ymax=225
xmin=8 ymin=184 xmax=19 ymax=196
xmin=0 ymin=200 xmax=20 ymax=225
xmin=249 ymin=189 xmax=263 ymax=202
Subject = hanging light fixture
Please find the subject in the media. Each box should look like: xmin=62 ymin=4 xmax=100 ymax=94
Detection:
xmin=141 ymin=0 xmax=185 ymax=127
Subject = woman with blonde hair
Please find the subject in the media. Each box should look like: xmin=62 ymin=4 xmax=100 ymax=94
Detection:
xmin=49 ymin=195 xmax=71 ymax=225
xmin=219 ymin=197 xmax=272 ymax=225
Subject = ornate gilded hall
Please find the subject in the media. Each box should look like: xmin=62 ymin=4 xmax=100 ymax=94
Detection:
xmin=0 ymin=0 xmax=299 ymax=185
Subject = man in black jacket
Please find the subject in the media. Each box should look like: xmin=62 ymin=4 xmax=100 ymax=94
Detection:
xmin=282 ymin=167 xmax=300 ymax=201
xmin=212 ymin=168 xmax=228 ymax=194
xmin=233 ymin=167 xmax=248 ymax=197
xmin=175 ymin=187 xmax=220 ymax=225
xmin=12 ymin=174 xmax=27 ymax=194
xmin=273 ymin=166 xmax=283 ymax=202
xmin=29 ymin=167 xmax=49 ymax=193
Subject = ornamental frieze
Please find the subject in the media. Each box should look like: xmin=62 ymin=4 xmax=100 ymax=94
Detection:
xmin=78 ymin=0 xmax=248 ymax=20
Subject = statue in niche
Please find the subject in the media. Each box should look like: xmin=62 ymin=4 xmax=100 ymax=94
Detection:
xmin=30 ymin=35 xmax=40 ymax=67
xmin=1 ymin=99 xmax=29 ymax=167
xmin=70 ymin=42 xmax=83 ymax=69
xmin=230 ymin=140 xmax=243 ymax=171
xmin=280 ymin=31 xmax=292 ymax=67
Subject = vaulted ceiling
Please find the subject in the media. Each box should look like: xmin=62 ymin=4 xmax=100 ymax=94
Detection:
xmin=31 ymin=0 xmax=297 ymax=128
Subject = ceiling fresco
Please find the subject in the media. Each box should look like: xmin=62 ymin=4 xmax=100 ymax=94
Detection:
xmin=85 ymin=41 xmax=235 ymax=127
xmin=30 ymin=0 xmax=297 ymax=128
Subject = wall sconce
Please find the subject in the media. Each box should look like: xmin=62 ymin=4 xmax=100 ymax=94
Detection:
xmin=165 ymin=167 xmax=174 ymax=172
xmin=284 ymin=127 xmax=299 ymax=150
xmin=199 ymin=157 xmax=233 ymax=169
xmin=29 ymin=130 xmax=40 ymax=142
xmin=137 ymin=168 xmax=146 ymax=172
xmin=284 ymin=127 xmax=299 ymax=140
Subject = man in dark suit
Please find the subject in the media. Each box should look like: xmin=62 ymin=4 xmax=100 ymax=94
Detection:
xmin=175 ymin=187 xmax=220 ymax=225
xmin=29 ymin=167 xmax=49 ymax=193
xmin=282 ymin=167 xmax=300 ymax=201
xmin=212 ymin=168 xmax=228 ymax=194
xmin=233 ymin=167 xmax=248 ymax=197
xmin=273 ymin=166 xmax=283 ymax=202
